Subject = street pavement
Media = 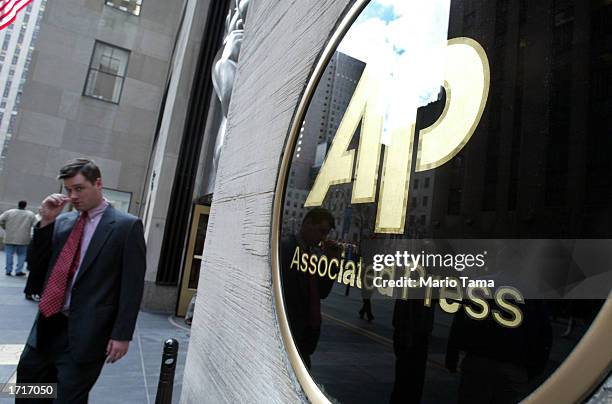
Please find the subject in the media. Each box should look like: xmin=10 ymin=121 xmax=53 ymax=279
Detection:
xmin=314 ymin=287 xmax=590 ymax=404
xmin=0 ymin=250 xmax=190 ymax=404
xmin=0 ymin=246 xmax=595 ymax=404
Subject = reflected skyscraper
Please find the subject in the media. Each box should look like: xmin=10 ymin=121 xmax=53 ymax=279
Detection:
xmin=427 ymin=0 xmax=612 ymax=239
xmin=0 ymin=0 xmax=46 ymax=169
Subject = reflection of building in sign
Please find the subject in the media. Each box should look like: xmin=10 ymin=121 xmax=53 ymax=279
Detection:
xmin=427 ymin=0 xmax=612 ymax=239
xmin=408 ymin=172 xmax=434 ymax=237
xmin=304 ymin=38 xmax=490 ymax=233
xmin=287 ymin=49 xmax=451 ymax=239
xmin=407 ymin=90 xmax=446 ymax=237
xmin=281 ymin=185 xmax=361 ymax=242
xmin=325 ymin=187 xmax=348 ymax=235
xmin=289 ymin=52 xmax=365 ymax=192
xmin=285 ymin=51 xmax=365 ymax=239
xmin=281 ymin=188 xmax=309 ymax=237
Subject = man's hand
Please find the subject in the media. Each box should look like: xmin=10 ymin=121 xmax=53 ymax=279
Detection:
xmin=39 ymin=193 xmax=69 ymax=227
xmin=106 ymin=340 xmax=129 ymax=363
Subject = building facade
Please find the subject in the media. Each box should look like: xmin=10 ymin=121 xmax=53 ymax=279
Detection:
xmin=0 ymin=0 xmax=46 ymax=170
xmin=0 ymin=0 xmax=183 ymax=214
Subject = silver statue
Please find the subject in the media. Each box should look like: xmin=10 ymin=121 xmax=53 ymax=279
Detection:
xmin=206 ymin=0 xmax=251 ymax=194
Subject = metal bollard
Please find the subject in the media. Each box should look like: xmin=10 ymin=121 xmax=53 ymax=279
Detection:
xmin=155 ymin=338 xmax=179 ymax=404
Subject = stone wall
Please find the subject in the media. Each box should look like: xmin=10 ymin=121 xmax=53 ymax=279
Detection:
xmin=0 ymin=0 xmax=183 ymax=215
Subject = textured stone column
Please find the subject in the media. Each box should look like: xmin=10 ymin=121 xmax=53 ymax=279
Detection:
xmin=180 ymin=0 xmax=352 ymax=402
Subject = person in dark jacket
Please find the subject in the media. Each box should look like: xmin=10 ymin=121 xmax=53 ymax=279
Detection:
xmin=281 ymin=207 xmax=338 ymax=369
xmin=16 ymin=159 xmax=146 ymax=404
xmin=445 ymin=299 xmax=552 ymax=404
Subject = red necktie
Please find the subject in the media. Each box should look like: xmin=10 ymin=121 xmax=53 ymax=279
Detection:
xmin=39 ymin=212 xmax=88 ymax=317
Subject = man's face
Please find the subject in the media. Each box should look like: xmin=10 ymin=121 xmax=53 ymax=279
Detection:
xmin=301 ymin=219 xmax=332 ymax=247
xmin=63 ymin=173 xmax=103 ymax=212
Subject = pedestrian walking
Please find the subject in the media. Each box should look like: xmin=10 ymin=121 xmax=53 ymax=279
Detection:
xmin=0 ymin=200 xmax=37 ymax=276
xmin=16 ymin=158 xmax=146 ymax=403
xmin=24 ymin=207 xmax=48 ymax=301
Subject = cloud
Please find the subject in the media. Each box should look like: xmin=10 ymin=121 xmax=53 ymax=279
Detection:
xmin=337 ymin=0 xmax=451 ymax=139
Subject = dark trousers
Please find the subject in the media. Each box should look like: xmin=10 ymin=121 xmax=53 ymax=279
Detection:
xmin=16 ymin=314 xmax=105 ymax=404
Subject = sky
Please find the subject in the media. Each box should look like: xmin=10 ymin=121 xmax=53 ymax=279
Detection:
xmin=337 ymin=0 xmax=451 ymax=139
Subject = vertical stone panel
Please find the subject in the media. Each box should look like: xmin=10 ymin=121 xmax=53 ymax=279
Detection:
xmin=180 ymin=0 xmax=352 ymax=402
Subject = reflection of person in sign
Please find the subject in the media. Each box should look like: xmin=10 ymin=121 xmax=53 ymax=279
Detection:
xmin=445 ymin=299 xmax=552 ymax=404
xmin=281 ymin=207 xmax=340 ymax=369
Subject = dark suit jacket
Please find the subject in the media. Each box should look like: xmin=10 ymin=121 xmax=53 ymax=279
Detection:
xmin=26 ymin=206 xmax=146 ymax=363
xmin=281 ymin=236 xmax=334 ymax=335
xmin=23 ymin=223 xmax=51 ymax=296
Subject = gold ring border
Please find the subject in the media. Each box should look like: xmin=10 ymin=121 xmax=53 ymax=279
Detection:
xmin=272 ymin=1 xmax=370 ymax=401
xmin=270 ymin=1 xmax=612 ymax=402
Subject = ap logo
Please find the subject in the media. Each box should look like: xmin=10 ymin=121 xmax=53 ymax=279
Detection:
xmin=304 ymin=38 xmax=490 ymax=234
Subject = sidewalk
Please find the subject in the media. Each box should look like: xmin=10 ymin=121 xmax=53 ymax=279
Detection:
xmin=0 ymin=250 xmax=190 ymax=404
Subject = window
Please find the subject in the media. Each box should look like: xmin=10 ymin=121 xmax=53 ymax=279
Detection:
xmin=8 ymin=114 xmax=17 ymax=133
xmin=18 ymin=27 xmax=26 ymax=43
xmin=84 ymin=41 xmax=129 ymax=103
xmin=2 ymin=35 xmax=11 ymax=51
xmin=102 ymin=188 xmax=132 ymax=213
xmin=447 ymin=188 xmax=462 ymax=215
xmin=105 ymin=0 xmax=142 ymax=16
xmin=3 ymin=81 xmax=11 ymax=98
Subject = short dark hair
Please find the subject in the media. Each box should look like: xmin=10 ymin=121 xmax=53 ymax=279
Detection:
xmin=302 ymin=207 xmax=335 ymax=229
xmin=58 ymin=158 xmax=101 ymax=184
xmin=18 ymin=200 xmax=27 ymax=209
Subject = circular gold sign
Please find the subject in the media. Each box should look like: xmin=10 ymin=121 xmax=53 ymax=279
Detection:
xmin=273 ymin=1 xmax=612 ymax=402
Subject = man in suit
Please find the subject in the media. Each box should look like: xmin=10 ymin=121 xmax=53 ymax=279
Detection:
xmin=281 ymin=208 xmax=339 ymax=369
xmin=16 ymin=158 xmax=146 ymax=403
xmin=0 ymin=200 xmax=37 ymax=276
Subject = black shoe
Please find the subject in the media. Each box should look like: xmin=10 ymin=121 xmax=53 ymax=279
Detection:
xmin=25 ymin=294 xmax=33 ymax=301
xmin=5 ymin=272 xmax=11 ymax=276
xmin=14 ymin=272 xmax=26 ymax=277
